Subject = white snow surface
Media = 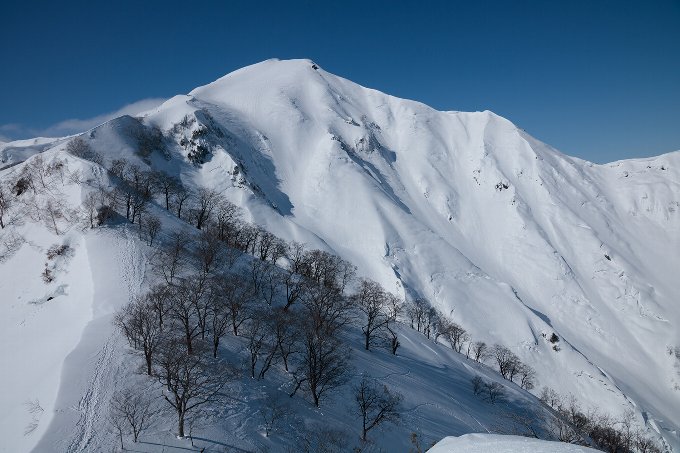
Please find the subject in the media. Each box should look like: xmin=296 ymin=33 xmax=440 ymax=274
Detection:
xmin=428 ymin=433 xmax=599 ymax=453
xmin=1 ymin=58 xmax=679 ymax=451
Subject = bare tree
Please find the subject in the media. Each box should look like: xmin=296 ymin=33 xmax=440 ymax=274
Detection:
xmin=471 ymin=341 xmax=489 ymax=363
xmin=0 ymin=184 xmax=12 ymax=229
xmin=491 ymin=344 xmax=520 ymax=380
xmin=256 ymin=228 xmax=286 ymax=262
xmin=82 ymin=192 xmax=98 ymax=229
xmin=214 ymin=272 xmax=256 ymax=336
xmin=483 ymin=381 xmax=505 ymax=404
xmin=151 ymin=230 xmax=189 ymax=285
xmin=300 ymin=249 xmax=356 ymax=294
xmin=259 ymin=392 xmax=291 ymax=437
xmin=289 ymin=318 xmax=352 ymax=406
xmin=213 ymin=199 xmax=242 ymax=244
xmin=143 ymin=215 xmax=161 ymax=246
xmin=153 ymin=340 xmax=232 ymax=438
xmin=192 ymin=188 xmax=223 ymax=230
xmin=109 ymin=388 xmax=158 ymax=443
xmin=114 ymin=296 xmax=163 ymax=375
xmin=518 ymin=363 xmax=536 ymax=390
xmin=385 ymin=293 xmax=403 ymax=355
xmin=406 ymin=298 xmax=428 ymax=332
xmin=271 ymin=308 xmax=300 ymax=372
xmin=172 ymin=183 xmax=191 ymax=220
xmin=152 ymin=171 xmax=180 ymax=211
xmin=354 ymin=377 xmax=402 ymax=441
xmin=444 ymin=323 xmax=469 ymax=353
xmin=67 ymin=137 xmax=102 ymax=164
xmin=354 ymin=279 xmax=390 ymax=351
xmin=166 ymin=281 xmax=202 ymax=355
xmin=281 ymin=242 xmax=310 ymax=310
xmin=471 ymin=376 xmax=484 ymax=395
xmin=243 ymin=309 xmax=277 ymax=379
xmin=193 ymin=231 xmax=225 ymax=276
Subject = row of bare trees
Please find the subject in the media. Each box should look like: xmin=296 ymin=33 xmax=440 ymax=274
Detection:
xmin=405 ymin=298 xmax=537 ymax=391
xmin=539 ymin=388 xmax=662 ymax=453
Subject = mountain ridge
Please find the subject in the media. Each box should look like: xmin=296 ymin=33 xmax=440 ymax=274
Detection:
xmin=0 ymin=58 xmax=678 ymax=451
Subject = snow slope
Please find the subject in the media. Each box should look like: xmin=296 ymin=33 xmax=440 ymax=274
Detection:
xmin=1 ymin=58 xmax=678 ymax=451
xmin=141 ymin=59 xmax=679 ymax=447
xmin=428 ymin=433 xmax=599 ymax=453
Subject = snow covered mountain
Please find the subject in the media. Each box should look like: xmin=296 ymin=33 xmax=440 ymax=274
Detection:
xmin=1 ymin=58 xmax=678 ymax=452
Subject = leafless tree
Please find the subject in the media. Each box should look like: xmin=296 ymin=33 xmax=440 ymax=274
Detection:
xmin=354 ymin=377 xmax=402 ymax=441
xmin=172 ymin=183 xmax=192 ymax=220
xmin=471 ymin=376 xmax=484 ymax=395
xmin=289 ymin=317 xmax=352 ymax=406
xmin=444 ymin=323 xmax=469 ymax=353
xmin=259 ymin=392 xmax=291 ymax=437
xmin=205 ymin=281 xmax=230 ymax=358
xmin=82 ymin=192 xmax=98 ymax=229
xmin=491 ymin=344 xmax=520 ymax=380
xmin=108 ymin=387 xmax=158 ymax=443
xmin=385 ymin=293 xmax=403 ymax=355
xmin=153 ymin=339 xmax=232 ymax=438
xmin=192 ymin=188 xmax=223 ymax=230
xmin=354 ymin=279 xmax=390 ymax=351
xmin=483 ymin=381 xmax=505 ymax=404
xmin=471 ymin=341 xmax=489 ymax=362
xmin=518 ymin=363 xmax=536 ymax=390
xmin=213 ymin=199 xmax=242 ymax=244
xmin=213 ymin=271 xmax=256 ymax=336
xmin=43 ymin=198 xmax=67 ymax=235
xmin=67 ymin=137 xmax=102 ymax=164
xmin=271 ymin=308 xmax=300 ymax=372
xmin=114 ymin=296 xmax=163 ymax=375
xmin=280 ymin=242 xmax=310 ymax=310
xmin=256 ymin=228 xmax=286 ymax=262
xmin=151 ymin=230 xmax=189 ymax=284
xmin=109 ymin=158 xmax=128 ymax=179
xmin=243 ymin=309 xmax=278 ymax=379
xmin=165 ymin=281 xmax=202 ymax=355
xmin=193 ymin=231 xmax=226 ymax=276
xmin=300 ymin=249 xmax=356 ymax=294
xmin=152 ymin=171 xmax=180 ymax=211
xmin=0 ymin=184 xmax=12 ymax=229
xmin=406 ymin=297 xmax=428 ymax=332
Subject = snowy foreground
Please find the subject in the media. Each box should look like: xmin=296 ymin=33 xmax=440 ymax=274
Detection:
xmin=428 ymin=433 xmax=599 ymax=453
xmin=1 ymin=58 xmax=678 ymax=452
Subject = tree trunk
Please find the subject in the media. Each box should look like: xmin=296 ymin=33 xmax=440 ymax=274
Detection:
xmin=178 ymin=411 xmax=185 ymax=438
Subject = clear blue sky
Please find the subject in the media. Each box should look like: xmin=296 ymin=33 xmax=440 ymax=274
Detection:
xmin=1 ymin=0 xmax=678 ymax=163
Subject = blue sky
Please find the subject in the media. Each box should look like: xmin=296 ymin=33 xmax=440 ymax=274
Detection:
xmin=1 ymin=0 xmax=678 ymax=163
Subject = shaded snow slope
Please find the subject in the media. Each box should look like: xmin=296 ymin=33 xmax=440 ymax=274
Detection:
xmin=428 ymin=433 xmax=600 ymax=453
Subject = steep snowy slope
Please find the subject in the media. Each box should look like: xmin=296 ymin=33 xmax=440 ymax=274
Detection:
xmin=136 ymin=59 xmax=680 ymax=447
xmin=0 ymin=149 xmax=560 ymax=452
xmin=1 ymin=58 xmax=678 ymax=451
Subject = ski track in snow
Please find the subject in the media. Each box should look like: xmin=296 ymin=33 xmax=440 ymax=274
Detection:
xmin=64 ymin=228 xmax=145 ymax=452
xmin=65 ymin=336 xmax=114 ymax=453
